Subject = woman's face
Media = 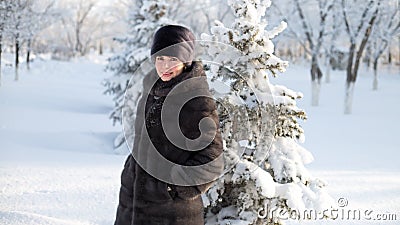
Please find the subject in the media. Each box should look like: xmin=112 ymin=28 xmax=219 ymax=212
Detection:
xmin=155 ymin=56 xmax=185 ymax=82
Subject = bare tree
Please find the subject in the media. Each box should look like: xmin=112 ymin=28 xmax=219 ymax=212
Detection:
xmin=0 ymin=0 xmax=57 ymax=80
xmin=8 ymin=0 xmax=33 ymax=81
xmin=60 ymin=0 xmax=96 ymax=56
xmin=272 ymin=0 xmax=334 ymax=106
xmin=170 ymin=0 xmax=233 ymax=36
xmin=25 ymin=0 xmax=56 ymax=69
xmin=323 ymin=3 xmax=342 ymax=83
xmin=74 ymin=0 xmax=95 ymax=55
xmin=90 ymin=1 xmax=129 ymax=55
xmin=295 ymin=0 xmax=334 ymax=106
xmin=368 ymin=2 xmax=399 ymax=90
xmin=0 ymin=0 xmax=13 ymax=86
xmin=341 ymin=0 xmax=380 ymax=114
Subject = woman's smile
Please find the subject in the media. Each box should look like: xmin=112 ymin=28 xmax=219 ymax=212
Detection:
xmin=162 ymin=71 xmax=173 ymax=78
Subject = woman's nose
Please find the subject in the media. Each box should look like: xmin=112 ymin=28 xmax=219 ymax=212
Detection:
xmin=163 ymin=61 xmax=173 ymax=69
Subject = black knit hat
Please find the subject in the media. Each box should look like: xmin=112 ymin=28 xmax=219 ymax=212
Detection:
xmin=150 ymin=25 xmax=195 ymax=66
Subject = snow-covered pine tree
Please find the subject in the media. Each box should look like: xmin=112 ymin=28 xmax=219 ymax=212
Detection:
xmin=104 ymin=0 xmax=174 ymax=153
xmin=200 ymin=0 xmax=333 ymax=224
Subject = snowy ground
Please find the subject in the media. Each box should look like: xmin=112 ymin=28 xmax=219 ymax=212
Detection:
xmin=0 ymin=55 xmax=124 ymax=225
xmin=0 ymin=54 xmax=399 ymax=225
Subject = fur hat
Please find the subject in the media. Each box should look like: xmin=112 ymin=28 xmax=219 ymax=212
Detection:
xmin=150 ymin=25 xmax=195 ymax=66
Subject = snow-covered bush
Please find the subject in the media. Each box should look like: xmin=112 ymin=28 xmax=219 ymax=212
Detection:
xmin=104 ymin=0 xmax=175 ymax=153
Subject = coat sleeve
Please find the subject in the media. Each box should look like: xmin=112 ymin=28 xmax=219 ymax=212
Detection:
xmin=115 ymin=73 xmax=156 ymax=224
xmin=114 ymin=155 xmax=135 ymax=225
xmin=171 ymin=95 xmax=224 ymax=200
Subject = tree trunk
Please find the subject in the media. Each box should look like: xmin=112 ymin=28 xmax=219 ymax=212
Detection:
xmin=325 ymin=55 xmax=331 ymax=83
xmin=344 ymin=20 xmax=376 ymax=113
xmin=15 ymin=38 xmax=20 ymax=81
xmin=372 ymin=59 xmax=378 ymax=91
xmin=342 ymin=0 xmax=378 ymax=114
xmin=344 ymin=37 xmax=371 ymax=114
xmin=311 ymin=79 xmax=321 ymax=106
xmin=344 ymin=81 xmax=355 ymax=114
xmin=344 ymin=42 xmax=356 ymax=114
xmin=75 ymin=26 xmax=80 ymax=54
xmin=325 ymin=66 xmax=331 ymax=83
xmin=364 ymin=45 xmax=371 ymax=69
xmin=310 ymin=56 xmax=322 ymax=106
xmin=99 ymin=40 xmax=103 ymax=55
xmin=388 ymin=49 xmax=392 ymax=65
xmin=26 ymin=39 xmax=31 ymax=70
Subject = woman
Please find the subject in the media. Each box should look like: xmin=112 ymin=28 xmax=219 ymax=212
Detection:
xmin=114 ymin=25 xmax=223 ymax=225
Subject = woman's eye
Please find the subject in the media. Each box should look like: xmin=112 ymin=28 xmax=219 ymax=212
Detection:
xmin=156 ymin=57 xmax=164 ymax=61
xmin=170 ymin=58 xmax=178 ymax=62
